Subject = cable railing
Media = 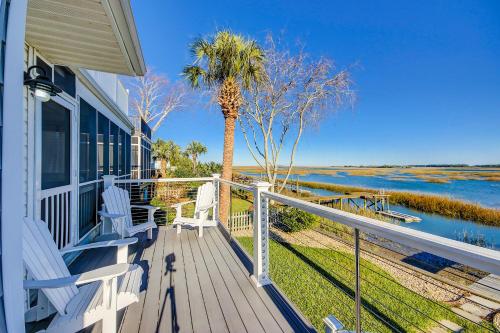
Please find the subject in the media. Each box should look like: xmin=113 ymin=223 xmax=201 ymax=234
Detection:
xmin=112 ymin=177 xmax=214 ymax=226
xmin=98 ymin=175 xmax=500 ymax=333
xmin=259 ymin=190 xmax=500 ymax=332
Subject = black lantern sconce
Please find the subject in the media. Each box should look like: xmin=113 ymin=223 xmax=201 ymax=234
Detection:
xmin=23 ymin=65 xmax=62 ymax=102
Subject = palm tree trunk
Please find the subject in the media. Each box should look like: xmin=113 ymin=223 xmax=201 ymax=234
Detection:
xmin=219 ymin=116 xmax=236 ymax=225
xmin=161 ymin=159 xmax=167 ymax=177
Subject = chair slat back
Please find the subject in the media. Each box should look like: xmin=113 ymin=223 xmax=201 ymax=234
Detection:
xmin=23 ymin=218 xmax=78 ymax=315
xmin=102 ymin=186 xmax=134 ymax=233
xmin=194 ymin=182 xmax=215 ymax=221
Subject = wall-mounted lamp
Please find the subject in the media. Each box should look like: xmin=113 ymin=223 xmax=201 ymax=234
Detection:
xmin=23 ymin=65 xmax=62 ymax=102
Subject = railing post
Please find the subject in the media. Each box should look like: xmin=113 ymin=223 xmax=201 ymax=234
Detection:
xmin=103 ymin=175 xmax=116 ymax=189
xmin=354 ymin=228 xmax=362 ymax=333
xmin=251 ymin=181 xmax=272 ymax=287
xmin=212 ymin=174 xmax=220 ymax=224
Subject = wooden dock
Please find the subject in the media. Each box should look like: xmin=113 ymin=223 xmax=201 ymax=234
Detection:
xmin=377 ymin=210 xmax=422 ymax=223
xmin=302 ymin=192 xmax=422 ymax=223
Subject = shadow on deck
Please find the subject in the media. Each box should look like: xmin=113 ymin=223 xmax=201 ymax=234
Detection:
xmin=71 ymin=225 xmax=315 ymax=333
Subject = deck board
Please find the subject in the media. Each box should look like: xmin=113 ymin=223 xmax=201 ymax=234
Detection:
xmin=207 ymin=228 xmax=290 ymax=333
xmin=139 ymin=229 xmax=167 ymax=333
xmin=68 ymin=225 xmax=315 ymax=333
xmin=187 ymin=231 xmax=229 ymax=333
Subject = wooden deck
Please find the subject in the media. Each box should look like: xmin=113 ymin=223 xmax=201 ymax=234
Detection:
xmin=70 ymin=225 xmax=314 ymax=333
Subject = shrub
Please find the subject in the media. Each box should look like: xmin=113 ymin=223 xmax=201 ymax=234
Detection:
xmin=277 ymin=207 xmax=320 ymax=232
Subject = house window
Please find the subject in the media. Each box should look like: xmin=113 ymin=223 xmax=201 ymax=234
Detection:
xmin=110 ymin=122 xmax=119 ymax=175
xmin=125 ymin=133 xmax=131 ymax=176
xmin=54 ymin=65 xmax=75 ymax=97
xmin=79 ymin=183 xmax=97 ymax=237
xmin=119 ymin=129 xmax=126 ymax=175
xmin=98 ymin=113 xmax=109 ymax=178
xmin=132 ymin=144 xmax=138 ymax=168
xmin=41 ymin=101 xmax=71 ymax=190
xmin=79 ymin=99 xmax=97 ymax=182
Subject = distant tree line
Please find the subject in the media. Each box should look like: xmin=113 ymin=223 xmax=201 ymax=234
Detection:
xmin=335 ymin=164 xmax=500 ymax=168
xmin=152 ymin=139 xmax=221 ymax=178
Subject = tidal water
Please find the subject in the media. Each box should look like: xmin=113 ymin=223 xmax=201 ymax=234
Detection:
xmin=292 ymin=172 xmax=500 ymax=208
xmin=244 ymin=172 xmax=500 ymax=249
xmin=297 ymin=183 xmax=500 ymax=249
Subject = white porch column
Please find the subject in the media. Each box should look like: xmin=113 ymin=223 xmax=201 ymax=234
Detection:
xmin=2 ymin=0 xmax=29 ymax=332
xmin=251 ymin=181 xmax=271 ymax=287
xmin=212 ymin=173 xmax=220 ymax=223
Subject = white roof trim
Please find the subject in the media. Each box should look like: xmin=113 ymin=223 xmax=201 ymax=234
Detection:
xmin=76 ymin=69 xmax=134 ymax=129
xmin=25 ymin=0 xmax=145 ymax=76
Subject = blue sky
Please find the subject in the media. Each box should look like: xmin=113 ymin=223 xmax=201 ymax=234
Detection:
xmin=130 ymin=0 xmax=500 ymax=166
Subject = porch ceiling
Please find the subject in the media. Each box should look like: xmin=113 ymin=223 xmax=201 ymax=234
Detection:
xmin=25 ymin=0 xmax=146 ymax=76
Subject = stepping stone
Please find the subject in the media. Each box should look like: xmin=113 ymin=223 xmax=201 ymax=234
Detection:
xmin=430 ymin=319 xmax=463 ymax=333
xmin=460 ymin=302 xmax=491 ymax=318
xmin=468 ymin=274 xmax=500 ymax=302
xmin=451 ymin=307 xmax=483 ymax=324
xmin=465 ymin=295 xmax=500 ymax=310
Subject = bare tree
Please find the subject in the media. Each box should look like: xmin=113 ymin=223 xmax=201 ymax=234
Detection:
xmin=129 ymin=68 xmax=187 ymax=132
xmin=239 ymin=34 xmax=355 ymax=192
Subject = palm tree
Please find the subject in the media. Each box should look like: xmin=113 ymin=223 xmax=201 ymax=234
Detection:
xmin=152 ymin=139 xmax=181 ymax=177
xmin=185 ymin=141 xmax=207 ymax=173
xmin=183 ymin=30 xmax=265 ymax=224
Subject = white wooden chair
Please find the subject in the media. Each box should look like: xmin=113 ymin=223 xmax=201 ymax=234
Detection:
xmin=23 ymin=218 xmax=143 ymax=333
xmin=172 ymin=182 xmax=217 ymax=237
xmin=101 ymin=185 xmax=158 ymax=240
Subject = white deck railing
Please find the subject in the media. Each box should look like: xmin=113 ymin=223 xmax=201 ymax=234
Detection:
xmin=110 ymin=175 xmax=500 ymax=332
xmin=40 ymin=185 xmax=72 ymax=250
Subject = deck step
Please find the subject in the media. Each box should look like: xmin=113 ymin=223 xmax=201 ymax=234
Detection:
xmin=430 ymin=319 xmax=463 ymax=333
xmin=451 ymin=307 xmax=483 ymax=324
xmin=465 ymin=295 xmax=500 ymax=310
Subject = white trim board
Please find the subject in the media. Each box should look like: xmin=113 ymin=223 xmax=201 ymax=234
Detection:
xmin=2 ymin=1 xmax=29 ymax=332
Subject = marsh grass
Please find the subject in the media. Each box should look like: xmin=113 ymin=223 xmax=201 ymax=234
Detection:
xmin=288 ymin=180 xmax=500 ymax=226
xmin=234 ymin=166 xmax=500 ymax=182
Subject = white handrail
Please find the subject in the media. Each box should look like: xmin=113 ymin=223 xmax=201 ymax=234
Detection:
xmin=113 ymin=177 xmax=213 ymax=184
xmin=262 ymin=190 xmax=500 ymax=275
xmin=216 ymin=178 xmax=253 ymax=191
xmin=109 ymin=176 xmax=500 ymax=276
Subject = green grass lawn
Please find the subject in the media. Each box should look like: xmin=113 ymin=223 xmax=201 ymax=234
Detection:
xmin=230 ymin=197 xmax=252 ymax=213
xmin=237 ymin=237 xmax=493 ymax=333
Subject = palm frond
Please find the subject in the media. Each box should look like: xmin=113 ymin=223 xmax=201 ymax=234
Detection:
xmin=183 ymin=30 xmax=266 ymax=91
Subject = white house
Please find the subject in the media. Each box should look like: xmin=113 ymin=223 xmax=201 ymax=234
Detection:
xmin=1 ymin=1 xmax=146 ymax=331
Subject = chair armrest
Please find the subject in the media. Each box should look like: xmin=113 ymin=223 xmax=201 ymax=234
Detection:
xmin=98 ymin=211 xmax=126 ymax=219
xmin=60 ymin=238 xmax=138 ymax=255
xmin=75 ymin=263 xmax=130 ymax=285
xmin=171 ymin=200 xmax=196 ymax=208
xmin=130 ymin=205 xmax=159 ymax=210
xmin=24 ymin=276 xmax=78 ymax=289
xmin=23 ymin=264 xmax=131 ymax=289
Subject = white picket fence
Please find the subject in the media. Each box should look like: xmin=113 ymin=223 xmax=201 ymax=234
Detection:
xmin=230 ymin=211 xmax=253 ymax=231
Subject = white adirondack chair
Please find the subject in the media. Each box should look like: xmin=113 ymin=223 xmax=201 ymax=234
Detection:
xmin=23 ymin=218 xmax=143 ymax=333
xmin=101 ymin=185 xmax=158 ymax=240
xmin=172 ymin=182 xmax=217 ymax=237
